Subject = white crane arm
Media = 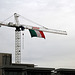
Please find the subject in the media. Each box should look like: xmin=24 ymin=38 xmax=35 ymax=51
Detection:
xmin=23 ymin=25 xmax=67 ymax=35
xmin=38 ymin=27 xmax=67 ymax=35
xmin=0 ymin=23 xmax=67 ymax=35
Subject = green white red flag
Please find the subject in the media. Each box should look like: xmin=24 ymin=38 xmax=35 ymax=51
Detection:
xmin=29 ymin=29 xmax=45 ymax=39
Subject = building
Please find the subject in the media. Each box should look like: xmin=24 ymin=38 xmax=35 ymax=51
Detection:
xmin=55 ymin=68 xmax=75 ymax=75
xmin=0 ymin=53 xmax=75 ymax=75
xmin=0 ymin=53 xmax=54 ymax=75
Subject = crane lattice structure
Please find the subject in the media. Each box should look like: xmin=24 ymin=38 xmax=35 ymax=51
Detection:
xmin=0 ymin=13 xmax=67 ymax=64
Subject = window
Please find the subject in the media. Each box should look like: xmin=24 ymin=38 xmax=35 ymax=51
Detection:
xmin=3 ymin=55 xmax=11 ymax=65
xmin=5 ymin=71 xmax=22 ymax=75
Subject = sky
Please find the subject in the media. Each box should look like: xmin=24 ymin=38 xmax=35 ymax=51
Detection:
xmin=0 ymin=0 xmax=75 ymax=69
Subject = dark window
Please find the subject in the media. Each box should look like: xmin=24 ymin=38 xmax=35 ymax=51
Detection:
xmin=5 ymin=71 xmax=22 ymax=75
xmin=3 ymin=55 xmax=11 ymax=65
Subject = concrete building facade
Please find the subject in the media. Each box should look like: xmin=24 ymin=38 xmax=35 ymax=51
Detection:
xmin=0 ymin=53 xmax=75 ymax=75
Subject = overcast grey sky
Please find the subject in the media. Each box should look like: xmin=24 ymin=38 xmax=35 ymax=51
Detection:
xmin=0 ymin=0 xmax=75 ymax=69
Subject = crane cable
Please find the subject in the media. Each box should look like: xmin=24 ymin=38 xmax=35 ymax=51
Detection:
xmin=19 ymin=14 xmax=47 ymax=28
xmin=1 ymin=15 xmax=13 ymax=23
xmin=1 ymin=13 xmax=48 ymax=29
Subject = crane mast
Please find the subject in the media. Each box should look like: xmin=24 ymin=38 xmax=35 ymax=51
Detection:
xmin=14 ymin=13 xmax=21 ymax=64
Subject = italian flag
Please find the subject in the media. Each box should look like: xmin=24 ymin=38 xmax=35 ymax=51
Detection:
xmin=29 ymin=29 xmax=45 ymax=39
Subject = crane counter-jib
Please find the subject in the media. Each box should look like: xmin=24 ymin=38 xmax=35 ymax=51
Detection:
xmin=0 ymin=23 xmax=16 ymax=27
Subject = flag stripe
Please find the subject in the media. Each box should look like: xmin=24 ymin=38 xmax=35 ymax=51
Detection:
xmin=39 ymin=31 xmax=45 ymax=39
xmin=35 ymin=30 xmax=41 ymax=37
xmin=29 ymin=29 xmax=37 ymax=37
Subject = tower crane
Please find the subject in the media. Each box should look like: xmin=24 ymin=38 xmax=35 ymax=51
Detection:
xmin=0 ymin=13 xmax=67 ymax=64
